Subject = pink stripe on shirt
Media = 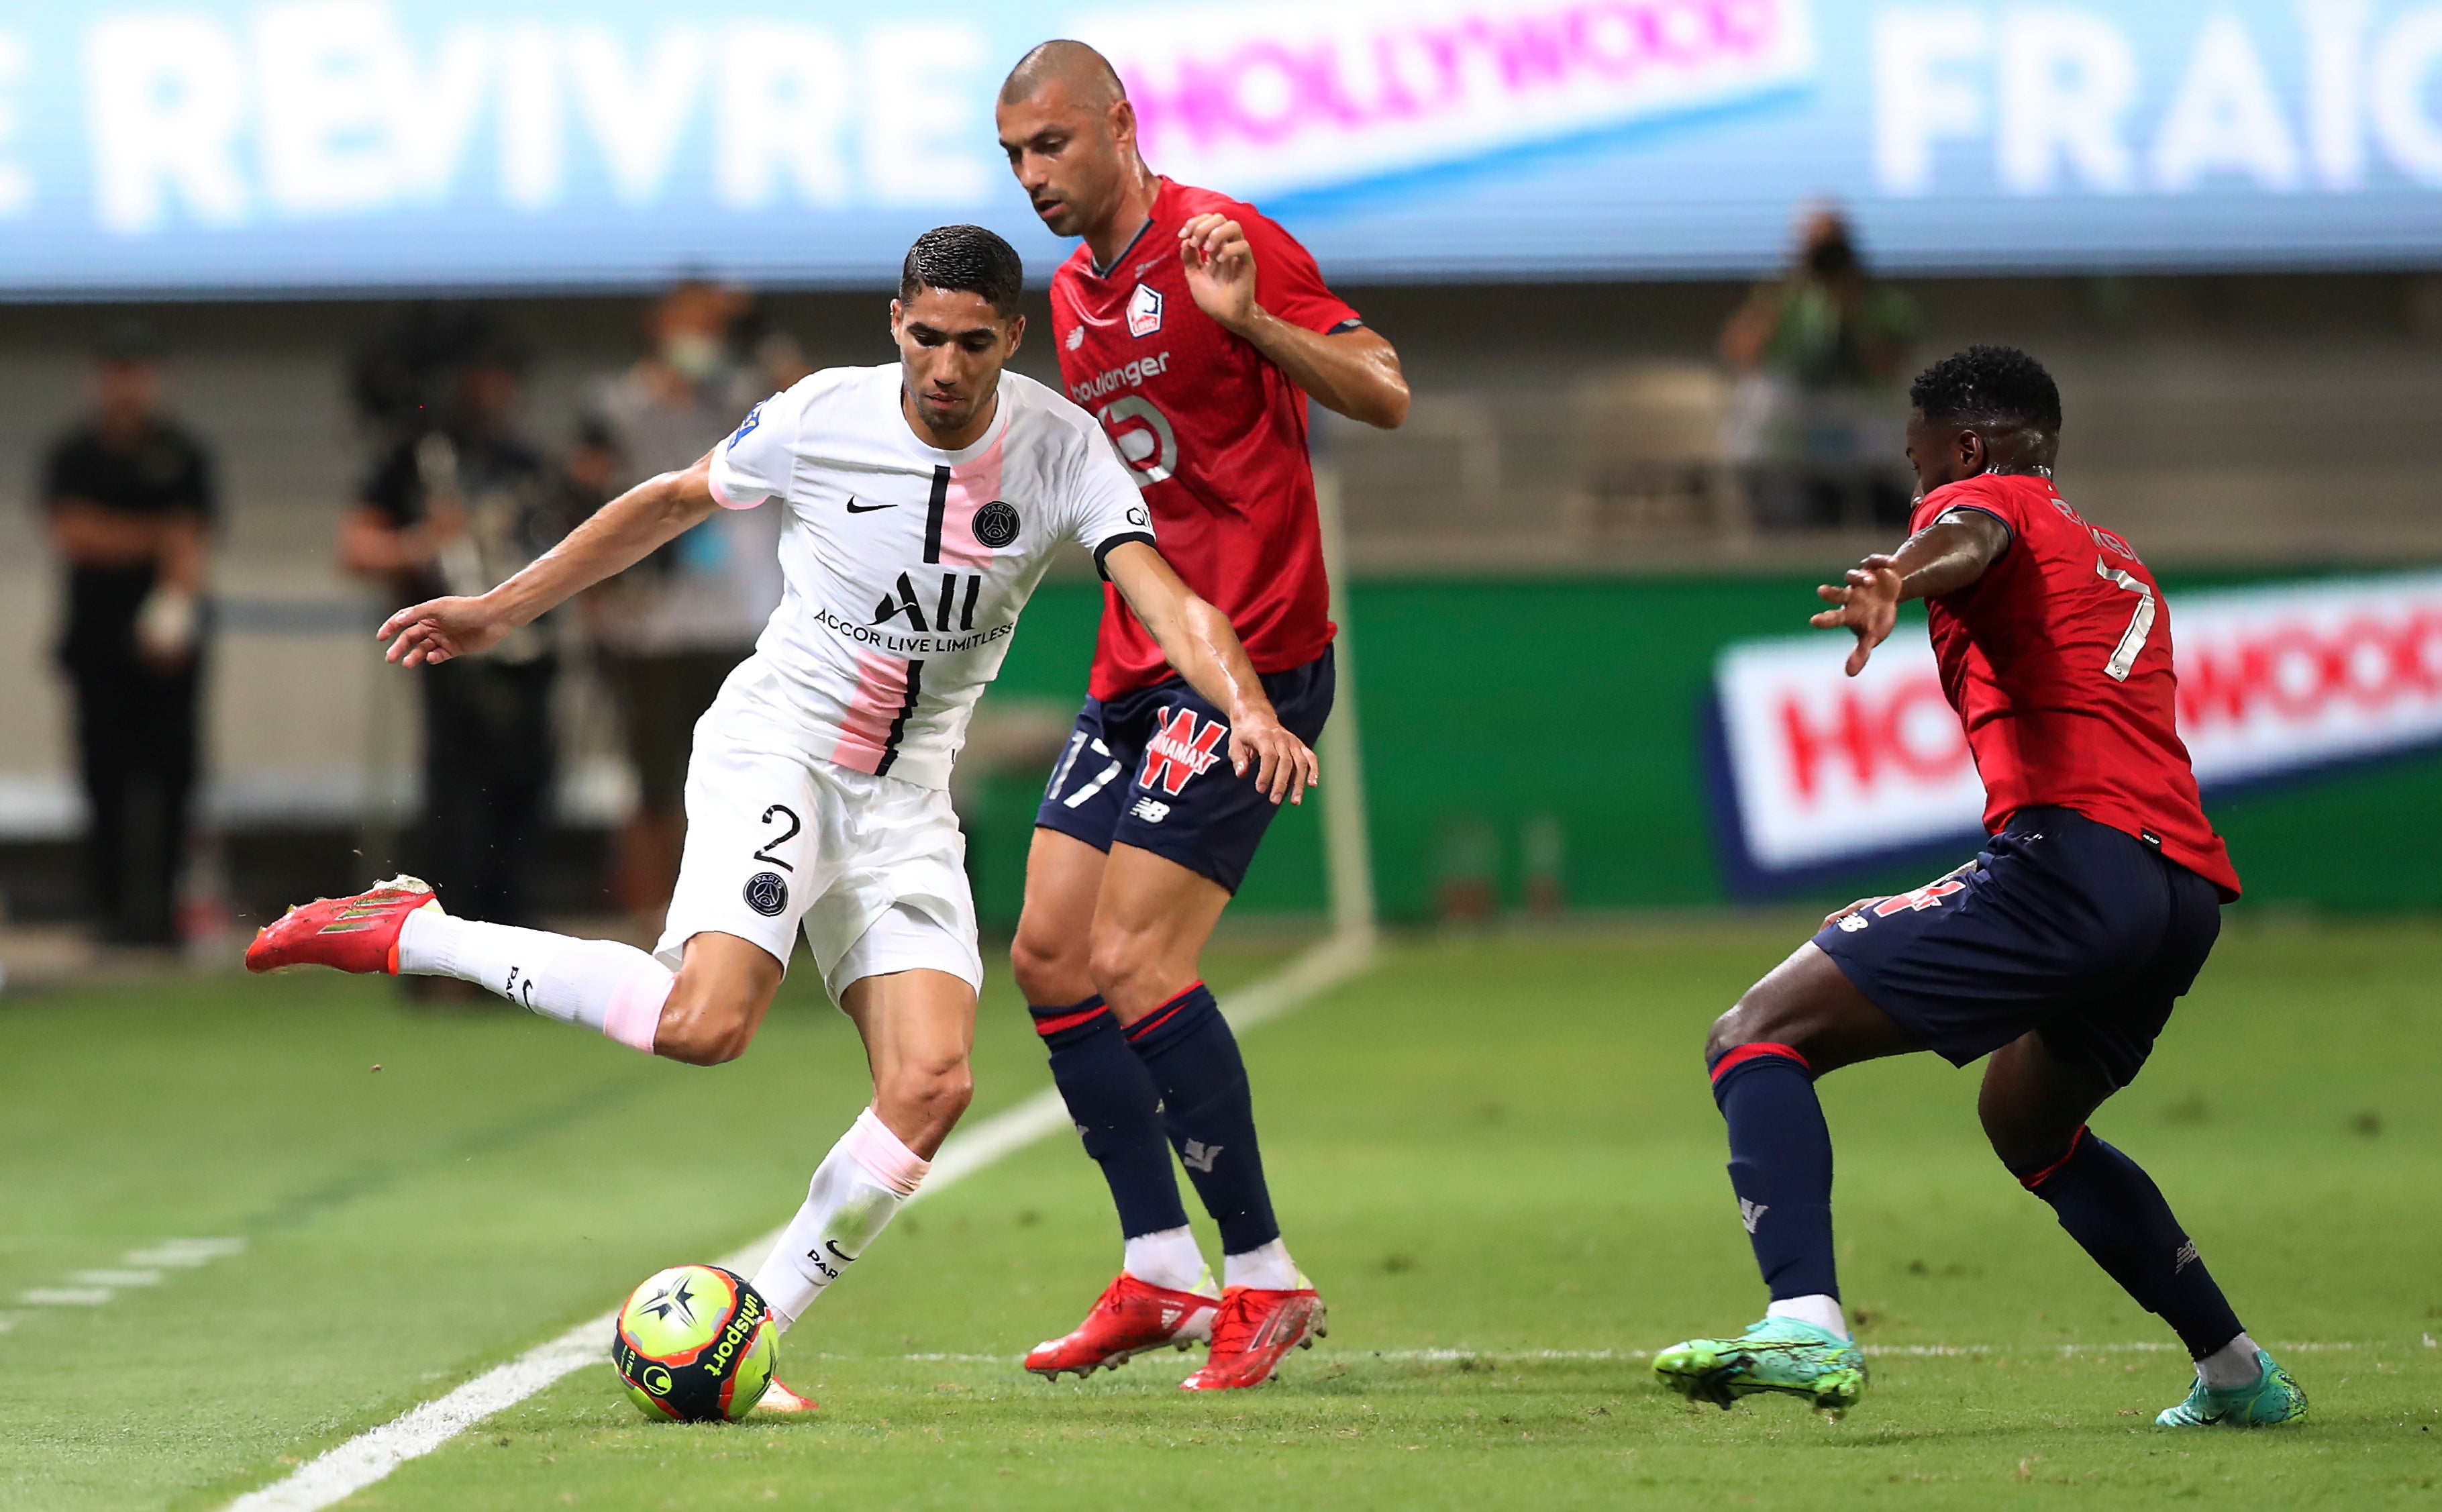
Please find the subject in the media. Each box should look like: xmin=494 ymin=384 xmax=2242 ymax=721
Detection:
xmin=829 ymin=650 xmax=911 ymax=774
xmin=935 ymin=438 xmax=1005 ymax=569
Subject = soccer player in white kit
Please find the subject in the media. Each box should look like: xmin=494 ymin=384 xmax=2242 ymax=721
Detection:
xmin=246 ymin=226 xmax=1319 ymax=1413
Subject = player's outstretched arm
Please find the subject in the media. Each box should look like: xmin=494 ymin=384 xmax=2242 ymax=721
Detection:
xmin=1178 ymin=213 xmax=1409 ymax=430
xmin=1101 ymin=541 xmax=1320 ymax=805
xmin=1809 ymin=509 xmax=2011 ymax=676
xmin=378 ymin=451 xmax=724 ymax=667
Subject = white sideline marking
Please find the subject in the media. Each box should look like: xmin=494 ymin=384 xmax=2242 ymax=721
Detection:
xmin=6 ymin=1238 xmax=246 ymax=1319
xmin=225 ymin=933 xmax=1377 ymax=1512
xmin=128 ymin=1238 xmax=248 ymax=1268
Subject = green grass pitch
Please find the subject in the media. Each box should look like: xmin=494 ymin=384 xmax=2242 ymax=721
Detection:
xmin=3 ymin=919 xmax=2438 ymax=1510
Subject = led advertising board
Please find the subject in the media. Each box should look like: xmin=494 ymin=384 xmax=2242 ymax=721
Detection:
xmin=1707 ymin=571 xmax=2442 ymax=895
xmin=0 ymin=1 xmax=2437 ymax=294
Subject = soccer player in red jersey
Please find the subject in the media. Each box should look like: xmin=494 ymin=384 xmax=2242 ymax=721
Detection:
xmin=1655 ymin=347 xmax=2305 ymax=1427
xmin=993 ymin=41 xmax=1409 ymax=1391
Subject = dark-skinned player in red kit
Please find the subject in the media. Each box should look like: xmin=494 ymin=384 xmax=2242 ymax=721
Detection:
xmin=994 ymin=40 xmax=1410 ymax=1391
xmin=1654 ymin=346 xmax=2304 ymax=1430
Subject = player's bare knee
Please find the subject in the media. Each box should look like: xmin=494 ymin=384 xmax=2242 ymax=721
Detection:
xmin=1977 ymin=1085 xmax=2074 ymax=1172
xmin=1709 ymin=983 xmax=1798 ymax=1062
xmin=1088 ymin=928 xmax=1192 ymax=1021
xmin=1085 ymin=936 xmax=1148 ymax=1010
xmin=1702 ymin=1007 xmax=1746 ymax=1065
xmin=653 ymin=982 xmax=759 ymax=1066
xmin=1980 ymin=1107 xmax=2062 ymax=1173
xmin=1009 ymin=927 xmax=1082 ymax=1006
xmin=876 ymin=1053 xmax=972 ymax=1140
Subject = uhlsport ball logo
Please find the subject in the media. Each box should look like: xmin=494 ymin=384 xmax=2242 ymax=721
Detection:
xmin=611 ymin=1264 xmax=776 ymax=1421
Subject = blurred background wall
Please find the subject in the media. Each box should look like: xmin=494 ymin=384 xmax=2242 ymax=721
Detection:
xmin=3 ymin=0 xmax=2439 ymax=956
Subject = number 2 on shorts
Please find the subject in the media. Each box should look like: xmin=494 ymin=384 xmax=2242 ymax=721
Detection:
xmin=754 ymin=804 xmax=801 ymax=870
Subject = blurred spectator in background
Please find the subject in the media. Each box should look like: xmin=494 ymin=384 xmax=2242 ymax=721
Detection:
xmin=1719 ymin=206 xmax=1920 ymax=532
xmin=39 ymin=322 xmax=218 ymax=948
xmin=582 ymin=281 xmax=798 ymax=925
xmin=339 ymin=321 xmax=581 ymax=943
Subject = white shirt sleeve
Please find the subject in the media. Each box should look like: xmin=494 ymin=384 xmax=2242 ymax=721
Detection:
xmin=707 ymin=381 xmax=806 ymax=510
xmin=1060 ymin=413 xmax=1157 ymax=576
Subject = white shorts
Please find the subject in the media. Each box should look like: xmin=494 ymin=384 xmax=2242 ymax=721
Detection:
xmin=656 ymin=704 xmax=982 ymax=1004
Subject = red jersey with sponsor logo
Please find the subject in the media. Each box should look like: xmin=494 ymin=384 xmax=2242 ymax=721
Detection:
xmin=1913 ymin=473 xmax=2241 ymax=897
xmin=1051 ymin=178 xmax=1360 ymax=699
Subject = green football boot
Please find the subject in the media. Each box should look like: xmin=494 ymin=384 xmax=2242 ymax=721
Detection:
xmin=2155 ymin=1351 xmax=2306 ymax=1428
xmin=1653 ymin=1317 xmax=1866 ymax=1411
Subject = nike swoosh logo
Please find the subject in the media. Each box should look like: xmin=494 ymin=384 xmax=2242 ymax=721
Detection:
xmin=845 ymin=498 xmax=892 ymax=513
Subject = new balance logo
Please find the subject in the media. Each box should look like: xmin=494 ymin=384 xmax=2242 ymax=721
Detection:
xmin=1139 ymin=708 xmax=1226 ymax=795
xmin=1182 ymin=1139 xmax=1223 ymax=1173
xmin=1129 ymin=797 xmax=1171 ymax=823
xmin=2173 ymin=1238 xmax=2198 ymax=1273
xmin=1739 ymin=1198 xmax=1769 ymax=1233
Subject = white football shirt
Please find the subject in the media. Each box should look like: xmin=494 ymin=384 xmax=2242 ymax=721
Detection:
xmin=706 ymin=363 xmax=1154 ymax=789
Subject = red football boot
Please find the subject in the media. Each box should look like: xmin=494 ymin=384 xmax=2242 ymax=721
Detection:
xmin=1024 ymin=1272 xmax=1219 ymax=1380
xmin=244 ymin=876 xmax=440 ymax=976
xmin=1178 ymin=1283 xmax=1327 ymax=1391
xmin=754 ymin=1375 xmax=819 ymax=1415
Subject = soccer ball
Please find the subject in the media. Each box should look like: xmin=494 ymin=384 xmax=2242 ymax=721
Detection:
xmin=611 ymin=1264 xmax=776 ymax=1421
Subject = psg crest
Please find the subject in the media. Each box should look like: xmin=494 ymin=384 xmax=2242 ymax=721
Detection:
xmin=973 ymin=500 xmax=1021 ymax=548
xmin=742 ymin=871 xmax=788 ymax=917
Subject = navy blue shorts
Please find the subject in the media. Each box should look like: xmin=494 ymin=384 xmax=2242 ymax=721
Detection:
xmin=1033 ymin=648 xmax=1334 ymax=895
xmin=1814 ymin=807 xmax=2223 ymax=1091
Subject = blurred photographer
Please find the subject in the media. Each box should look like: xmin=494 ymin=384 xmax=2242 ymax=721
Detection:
xmin=39 ymin=322 xmax=217 ymax=948
xmin=1720 ymin=206 xmax=1921 ymax=531
xmin=582 ymin=281 xmax=796 ymax=925
xmin=339 ymin=328 xmax=579 ymax=934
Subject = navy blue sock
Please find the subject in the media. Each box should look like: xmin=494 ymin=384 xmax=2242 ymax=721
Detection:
xmin=2013 ymin=1127 xmax=2245 ymax=1360
xmin=1710 ymin=1043 xmax=1840 ymax=1301
xmin=1126 ymin=985 xmax=1279 ymax=1255
xmin=1031 ymin=997 xmax=1189 ymax=1240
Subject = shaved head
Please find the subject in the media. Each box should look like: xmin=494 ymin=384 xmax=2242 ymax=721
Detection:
xmin=997 ymin=39 xmax=1155 ymax=248
xmin=999 ymin=39 xmax=1126 ymax=111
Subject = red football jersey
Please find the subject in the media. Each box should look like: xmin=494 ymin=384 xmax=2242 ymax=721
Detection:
xmin=1912 ymin=473 xmax=2241 ymax=898
xmin=1050 ymin=178 xmax=1360 ymax=699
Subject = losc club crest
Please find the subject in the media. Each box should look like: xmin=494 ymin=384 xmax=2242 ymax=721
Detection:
xmin=1127 ymin=282 xmax=1163 ymax=338
xmin=973 ymin=500 xmax=1020 ymax=549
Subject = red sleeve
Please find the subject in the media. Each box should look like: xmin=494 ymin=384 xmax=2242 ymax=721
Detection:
xmin=1237 ymin=205 xmax=1362 ymax=336
xmin=1910 ymin=474 xmax=2024 ymax=541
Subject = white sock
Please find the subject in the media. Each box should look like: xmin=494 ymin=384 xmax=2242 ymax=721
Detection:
xmin=1122 ymin=1226 xmax=1209 ymax=1293
xmin=751 ymin=1109 xmax=929 ymax=1331
xmin=396 ymin=911 xmax=671 ymax=1053
xmin=2197 ymin=1331 xmax=2262 ymax=1389
xmin=1766 ymin=1294 xmax=1850 ymax=1340
xmin=1223 ymin=1238 xmax=1300 ymax=1292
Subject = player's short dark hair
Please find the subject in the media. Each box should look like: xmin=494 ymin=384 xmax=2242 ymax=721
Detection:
xmin=1909 ymin=344 xmax=2063 ymax=434
xmin=900 ymin=225 xmax=1024 ymax=321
